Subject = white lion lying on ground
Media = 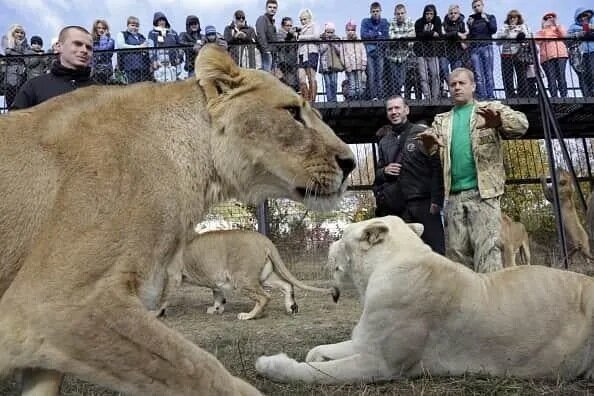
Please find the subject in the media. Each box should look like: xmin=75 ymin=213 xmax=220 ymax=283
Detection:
xmin=256 ymin=216 xmax=594 ymax=384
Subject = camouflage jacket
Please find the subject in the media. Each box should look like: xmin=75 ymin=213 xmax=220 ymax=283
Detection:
xmin=430 ymin=101 xmax=528 ymax=199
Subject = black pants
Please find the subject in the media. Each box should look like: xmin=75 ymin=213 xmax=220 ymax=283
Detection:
xmin=402 ymin=198 xmax=445 ymax=255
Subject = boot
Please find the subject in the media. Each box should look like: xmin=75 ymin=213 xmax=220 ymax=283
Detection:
xmin=299 ymin=83 xmax=309 ymax=101
xmin=309 ymin=79 xmax=318 ymax=103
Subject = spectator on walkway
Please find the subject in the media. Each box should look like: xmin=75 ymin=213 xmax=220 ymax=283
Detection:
xmin=341 ymin=20 xmax=367 ymax=100
xmin=497 ymin=10 xmax=532 ymax=98
xmin=568 ymin=8 xmax=594 ymax=97
xmin=414 ymin=4 xmax=442 ymax=100
xmin=116 ymin=16 xmax=151 ymax=83
xmin=467 ymin=0 xmax=497 ymax=99
xmin=536 ymin=12 xmax=569 ymax=98
xmin=276 ymin=17 xmax=299 ymax=91
xmin=2 ymin=24 xmax=29 ymax=108
xmin=11 ymin=26 xmax=94 ymax=110
xmin=361 ymin=1 xmax=389 ymax=100
xmin=255 ymin=0 xmax=278 ymax=72
xmin=319 ymin=22 xmax=342 ymax=102
xmin=442 ymin=5 xmax=467 ymax=85
xmin=297 ymin=8 xmax=319 ymax=102
xmin=417 ymin=68 xmax=528 ymax=272
xmin=179 ymin=15 xmax=202 ymax=77
xmin=374 ymin=96 xmax=445 ymax=254
xmin=91 ymin=19 xmax=115 ymax=84
xmin=224 ymin=10 xmax=259 ymax=69
xmin=25 ymin=35 xmax=50 ymax=80
xmin=203 ymin=25 xmax=228 ymax=50
xmin=388 ymin=4 xmax=415 ymax=97
xmin=148 ymin=11 xmax=182 ymax=83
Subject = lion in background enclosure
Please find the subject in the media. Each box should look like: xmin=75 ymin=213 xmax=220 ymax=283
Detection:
xmin=0 ymin=45 xmax=355 ymax=395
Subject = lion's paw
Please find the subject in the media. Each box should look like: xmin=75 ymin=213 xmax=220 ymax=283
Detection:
xmin=255 ymin=353 xmax=296 ymax=382
xmin=237 ymin=312 xmax=254 ymax=320
xmin=305 ymin=346 xmax=328 ymax=363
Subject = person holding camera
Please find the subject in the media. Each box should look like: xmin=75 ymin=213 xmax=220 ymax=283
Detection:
xmin=276 ymin=17 xmax=299 ymax=90
xmin=224 ymin=10 xmax=258 ymax=68
xmin=536 ymin=12 xmax=568 ymax=97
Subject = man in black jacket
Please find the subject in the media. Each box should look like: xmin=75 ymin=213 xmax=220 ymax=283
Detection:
xmin=373 ymin=95 xmax=445 ymax=254
xmin=255 ymin=0 xmax=278 ymax=72
xmin=10 ymin=26 xmax=94 ymax=110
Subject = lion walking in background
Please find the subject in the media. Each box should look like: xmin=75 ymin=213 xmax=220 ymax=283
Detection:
xmin=500 ymin=213 xmax=531 ymax=267
xmin=181 ymin=230 xmax=339 ymax=320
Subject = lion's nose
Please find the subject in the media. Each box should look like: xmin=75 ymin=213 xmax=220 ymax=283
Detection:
xmin=336 ymin=155 xmax=356 ymax=182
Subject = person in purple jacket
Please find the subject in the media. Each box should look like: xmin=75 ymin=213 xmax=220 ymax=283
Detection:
xmin=360 ymin=2 xmax=389 ymax=100
xmin=467 ymin=0 xmax=497 ymax=99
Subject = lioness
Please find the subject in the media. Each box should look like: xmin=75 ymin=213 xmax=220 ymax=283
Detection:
xmin=256 ymin=216 xmax=594 ymax=383
xmin=182 ymin=230 xmax=339 ymax=320
xmin=0 ymin=45 xmax=355 ymax=395
xmin=541 ymin=170 xmax=592 ymax=261
xmin=500 ymin=213 xmax=530 ymax=267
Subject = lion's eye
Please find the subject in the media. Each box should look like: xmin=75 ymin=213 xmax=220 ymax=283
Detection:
xmin=285 ymin=106 xmax=303 ymax=124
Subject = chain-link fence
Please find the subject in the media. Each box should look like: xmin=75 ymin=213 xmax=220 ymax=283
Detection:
xmin=2 ymin=37 xmax=594 ymax=110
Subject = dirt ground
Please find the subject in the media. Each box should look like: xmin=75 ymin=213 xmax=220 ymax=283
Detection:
xmin=3 ymin=256 xmax=594 ymax=395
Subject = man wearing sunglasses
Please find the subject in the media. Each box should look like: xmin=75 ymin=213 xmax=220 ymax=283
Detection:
xmin=224 ymin=10 xmax=259 ymax=69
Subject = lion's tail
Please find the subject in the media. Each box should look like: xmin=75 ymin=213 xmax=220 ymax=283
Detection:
xmin=267 ymin=247 xmax=340 ymax=303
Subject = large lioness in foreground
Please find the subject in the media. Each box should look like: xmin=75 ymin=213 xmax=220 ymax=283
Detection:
xmin=256 ymin=216 xmax=594 ymax=384
xmin=182 ymin=230 xmax=339 ymax=320
xmin=0 ymin=45 xmax=354 ymax=395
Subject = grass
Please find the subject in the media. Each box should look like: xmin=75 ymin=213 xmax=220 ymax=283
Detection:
xmin=3 ymin=250 xmax=594 ymax=395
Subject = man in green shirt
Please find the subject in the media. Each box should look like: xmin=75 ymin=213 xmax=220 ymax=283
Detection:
xmin=417 ymin=67 xmax=528 ymax=272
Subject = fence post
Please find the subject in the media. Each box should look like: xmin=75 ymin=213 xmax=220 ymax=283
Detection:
xmin=256 ymin=200 xmax=269 ymax=236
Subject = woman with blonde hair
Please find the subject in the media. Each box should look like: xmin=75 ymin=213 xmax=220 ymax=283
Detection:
xmin=297 ymin=8 xmax=319 ymax=102
xmin=497 ymin=9 xmax=532 ymax=97
xmin=1 ymin=24 xmax=29 ymax=107
xmin=91 ymin=19 xmax=115 ymax=84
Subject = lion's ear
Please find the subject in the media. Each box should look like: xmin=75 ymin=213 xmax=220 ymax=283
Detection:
xmin=358 ymin=221 xmax=389 ymax=251
xmin=408 ymin=223 xmax=424 ymax=237
xmin=195 ymin=44 xmax=242 ymax=103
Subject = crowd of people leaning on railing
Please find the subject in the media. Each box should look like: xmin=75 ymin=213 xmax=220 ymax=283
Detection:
xmin=1 ymin=0 xmax=594 ymax=109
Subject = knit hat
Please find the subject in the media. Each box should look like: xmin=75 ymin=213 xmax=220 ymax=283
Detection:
xmin=345 ymin=20 xmax=357 ymax=31
xmin=324 ymin=22 xmax=336 ymax=31
xmin=30 ymin=35 xmax=43 ymax=46
xmin=205 ymin=25 xmax=217 ymax=35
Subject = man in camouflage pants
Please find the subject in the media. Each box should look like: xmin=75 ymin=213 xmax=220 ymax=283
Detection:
xmin=417 ymin=67 xmax=528 ymax=272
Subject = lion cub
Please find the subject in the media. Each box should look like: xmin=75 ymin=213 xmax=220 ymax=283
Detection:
xmin=541 ymin=170 xmax=592 ymax=261
xmin=500 ymin=213 xmax=531 ymax=267
xmin=182 ymin=230 xmax=339 ymax=320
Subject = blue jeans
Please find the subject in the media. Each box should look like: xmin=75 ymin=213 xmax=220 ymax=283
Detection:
xmin=470 ymin=45 xmax=495 ymax=99
xmin=366 ymin=51 xmax=385 ymax=99
xmin=388 ymin=61 xmax=406 ymax=96
xmin=261 ymin=51 xmax=273 ymax=72
xmin=541 ymin=58 xmax=568 ymax=97
xmin=581 ymin=52 xmax=594 ymax=97
xmin=345 ymin=70 xmax=365 ymax=100
xmin=323 ymin=72 xmax=338 ymax=102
